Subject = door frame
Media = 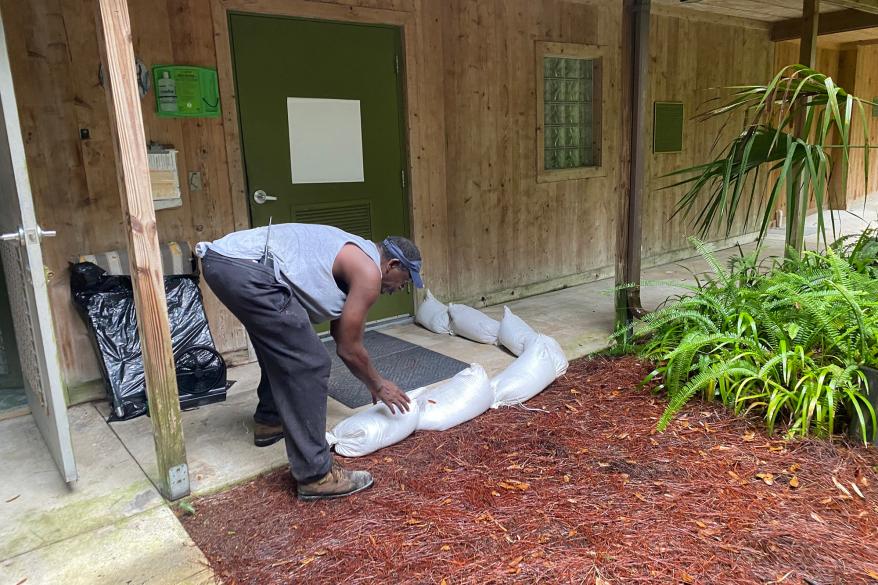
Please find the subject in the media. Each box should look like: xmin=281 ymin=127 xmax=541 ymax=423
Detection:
xmin=227 ymin=11 xmax=415 ymax=328
xmin=210 ymin=0 xmax=419 ymax=248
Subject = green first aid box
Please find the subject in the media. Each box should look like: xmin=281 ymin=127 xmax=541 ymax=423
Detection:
xmin=153 ymin=65 xmax=221 ymax=118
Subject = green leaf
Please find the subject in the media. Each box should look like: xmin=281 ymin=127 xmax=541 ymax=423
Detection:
xmin=665 ymin=65 xmax=871 ymax=255
xmin=620 ymin=232 xmax=878 ymax=440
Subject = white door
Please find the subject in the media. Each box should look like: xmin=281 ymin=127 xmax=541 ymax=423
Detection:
xmin=0 ymin=5 xmax=76 ymax=484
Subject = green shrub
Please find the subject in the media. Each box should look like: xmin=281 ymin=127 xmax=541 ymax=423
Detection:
xmin=620 ymin=236 xmax=878 ymax=443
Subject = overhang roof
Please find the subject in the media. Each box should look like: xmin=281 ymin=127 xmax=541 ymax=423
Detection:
xmin=652 ymin=0 xmax=878 ymax=47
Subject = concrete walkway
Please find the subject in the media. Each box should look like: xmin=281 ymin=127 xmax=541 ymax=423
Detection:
xmin=2 ymin=197 xmax=876 ymax=585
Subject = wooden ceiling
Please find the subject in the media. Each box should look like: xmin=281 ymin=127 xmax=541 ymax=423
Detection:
xmin=651 ymin=0 xmax=846 ymax=23
xmin=819 ymin=25 xmax=878 ymax=44
xmin=651 ymin=0 xmax=878 ymax=45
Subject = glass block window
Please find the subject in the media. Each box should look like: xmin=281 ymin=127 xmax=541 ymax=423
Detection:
xmin=543 ymin=56 xmax=597 ymax=170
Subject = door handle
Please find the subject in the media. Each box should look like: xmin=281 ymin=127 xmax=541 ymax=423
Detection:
xmin=252 ymin=190 xmax=277 ymax=205
xmin=1 ymin=226 xmax=56 ymax=245
xmin=0 ymin=228 xmax=22 ymax=243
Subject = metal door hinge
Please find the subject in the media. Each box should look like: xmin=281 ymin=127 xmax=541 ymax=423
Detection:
xmin=395 ymin=54 xmax=400 ymax=76
xmin=168 ymin=463 xmax=190 ymax=501
xmin=400 ymin=169 xmax=406 ymax=190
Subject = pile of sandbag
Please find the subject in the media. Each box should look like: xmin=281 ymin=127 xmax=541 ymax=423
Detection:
xmin=327 ymin=305 xmax=569 ymax=457
xmin=415 ymin=289 xmax=502 ymax=344
xmin=326 ymin=400 xmax=422 ymax=457
xmin=491 ymin=334 xmax=567 ymax=407
xmin=414 ymin=290 xmax=453 ymax=335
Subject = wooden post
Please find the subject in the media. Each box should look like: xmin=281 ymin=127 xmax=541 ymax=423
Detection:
xmin=615 ymin=0 xmax=650 ymax=334
xmin=787 ymin=0 xmax=819 ymax=255
xmin=800 ymin=0 xmax=820 ymax=67
xmin=627 ymin=0 xmax=649 ymax=318
xmin=95 ymin=0 xmax=189 ymax=500
xmin=615 ymin=0 xmax=635 ymax=334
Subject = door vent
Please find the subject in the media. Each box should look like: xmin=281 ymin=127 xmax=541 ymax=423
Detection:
xmin=294 ymin=202 xmax=373 ymax=240
xmin=653 ymin=101 xmax=684 ymax=153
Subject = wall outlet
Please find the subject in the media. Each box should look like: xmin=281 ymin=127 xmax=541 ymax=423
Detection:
xmin=188 ymin=171 xmax=203 ymax=192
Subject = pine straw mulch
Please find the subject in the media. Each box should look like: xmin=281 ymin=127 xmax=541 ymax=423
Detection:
xmin=182 ymin=355 xmax=878 ymax=585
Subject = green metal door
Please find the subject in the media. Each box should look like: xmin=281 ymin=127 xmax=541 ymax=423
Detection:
xmin=230 ymin=13 xmax=412 ymax=323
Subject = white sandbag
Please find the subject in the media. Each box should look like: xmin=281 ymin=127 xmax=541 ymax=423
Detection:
xmin=491 ymin=336 xmax=559 ymax=408
xmin=326 ymin=400 xmax=421 ymax=457
xmin=416 ymin=364 xmax=492 ymax=431
xmin=415 ymin=289 xmax=452 ymax=335
xmin=497 ymin=306 xmax=538 ymax=356
xmin=448 ymin=303 xmax=500 ymax=344
xmin=530 ymin=334 xmax=569 ymax=377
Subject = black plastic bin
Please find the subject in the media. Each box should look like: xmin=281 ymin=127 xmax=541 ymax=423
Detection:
xmin=70 ymin=261 xmax=228 ymax=421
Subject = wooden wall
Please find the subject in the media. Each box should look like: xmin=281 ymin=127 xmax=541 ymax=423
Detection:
xmin=439 ymin=0 xmax=622 ymax=302
xmin=3 ymin=0 xmax=776 ymax=388
xmin=839 ymin=45 xmax=878 ymax=203
xmin=1 ymin=0 xmax=248 ymax=389
xmin=442 ymin=4 xmax=777 ymax=300
xmin=643 ymin=14 xmax=774 ymax=261
xmin=774 ymin=40 xmax=842 ymax=80
xmin=771 ymin=42 xmax=878 ymax=212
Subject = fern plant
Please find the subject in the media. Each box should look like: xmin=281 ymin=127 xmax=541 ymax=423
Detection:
xmin=619 ymin=237 xmax=878 ymax=443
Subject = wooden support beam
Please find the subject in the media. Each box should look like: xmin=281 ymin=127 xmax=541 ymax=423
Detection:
xmin=788 ymin=0 xmax=819 ymax=255
xmin=94 ymin=0 xmax=189 ymax=500
xmin=627 ymin=0 xmax=649 ymax=318
xmin=771 ymin=9 xmax=878 ymax=41
xmin=615 ymin=0 xmax=635 ymax=332
xmin=800 ymin=0 xmax=820 ymax=65
xmin=615 ymin=0 xmax=650 ymax=331
xmin=822 ymin=0 xmax=878 ymax=15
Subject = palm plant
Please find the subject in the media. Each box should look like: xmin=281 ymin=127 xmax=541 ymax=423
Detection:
xmin=666 ymin=65 xmax=874 ymax=254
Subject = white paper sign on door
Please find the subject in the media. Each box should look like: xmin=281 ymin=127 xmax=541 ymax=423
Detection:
xmin=287 ymin=97 xmax=365 ymax=184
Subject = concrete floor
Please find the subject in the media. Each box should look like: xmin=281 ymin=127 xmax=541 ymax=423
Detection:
xmin=0 ymin=402 xmax=209 ymax=585
xmin=2 ymin=197 xmax=877 ymax=585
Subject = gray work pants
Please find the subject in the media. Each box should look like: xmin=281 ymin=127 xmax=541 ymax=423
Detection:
xmin=201 ymin=250 xmax=332 ymax=483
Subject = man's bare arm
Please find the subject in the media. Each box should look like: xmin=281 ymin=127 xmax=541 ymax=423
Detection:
xmin=331 ymin=247 xmax=410 ymax=413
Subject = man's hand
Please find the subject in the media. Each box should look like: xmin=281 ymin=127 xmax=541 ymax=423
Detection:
xmin=370 ymin=379 xmax=411 ymax=414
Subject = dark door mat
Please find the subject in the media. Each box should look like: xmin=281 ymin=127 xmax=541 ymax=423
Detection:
xmin=323 ymin=331 xmax=467 ymax=409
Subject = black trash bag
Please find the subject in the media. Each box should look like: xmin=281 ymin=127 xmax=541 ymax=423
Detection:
xmin=70 ymin=261 xmax=227 ymax=421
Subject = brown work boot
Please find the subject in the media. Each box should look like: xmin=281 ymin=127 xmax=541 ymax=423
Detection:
xmin=253 ymin=421 xmax=284 ymax=447
xmin=297 ymin=460 xmax=374 ymax=501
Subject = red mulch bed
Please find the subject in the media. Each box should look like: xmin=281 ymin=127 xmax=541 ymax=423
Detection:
xmin=182 ymin=356 xmax=878 ymax=584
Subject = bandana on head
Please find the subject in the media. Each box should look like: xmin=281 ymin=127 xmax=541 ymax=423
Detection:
xmin=382 ymin=238 xmax=424 ymax=288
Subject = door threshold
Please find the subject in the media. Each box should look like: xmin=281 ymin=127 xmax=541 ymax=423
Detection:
xmin=0 ymin=404 xmax=31 ymax=423
xmin=318 ymin=314 xmax=413 ymax=340
xmin=366 ymin=314 xmax=414 ymax=331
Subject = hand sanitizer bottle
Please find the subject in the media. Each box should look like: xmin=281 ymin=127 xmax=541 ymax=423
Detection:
xmin=157 ymin=71 xmax=177 ymax=113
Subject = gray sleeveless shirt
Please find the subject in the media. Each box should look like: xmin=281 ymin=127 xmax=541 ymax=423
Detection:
xmin=195 ymin=224 xmax=381 ymax=324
